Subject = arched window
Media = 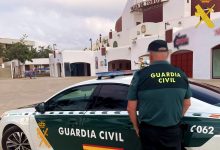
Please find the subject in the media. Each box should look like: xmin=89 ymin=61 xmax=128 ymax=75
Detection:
xmin=113 ymin=41 xmax=118 ymax=48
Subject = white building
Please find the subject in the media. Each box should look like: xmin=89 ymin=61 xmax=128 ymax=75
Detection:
xmin=50 ymin=50 xmax=95 ymax=77
xmin=0 ymin=38 xmax=35 ymax=66
xmin=0 ymin=38 xmax=38 ymax=78
xmin=5 ymin=58 xmax=50 ymax=78
xmin=50 ymin=0 xmax=220 ymax=79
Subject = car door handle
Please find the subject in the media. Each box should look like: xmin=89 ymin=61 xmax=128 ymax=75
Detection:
xmin=192 ymin=113 xmax=201 ymax=116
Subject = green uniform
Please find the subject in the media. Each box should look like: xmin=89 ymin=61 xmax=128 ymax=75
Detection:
xmin=128 ymin=61 xmax=192 ymax=127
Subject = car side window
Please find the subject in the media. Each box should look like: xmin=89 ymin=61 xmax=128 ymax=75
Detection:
xmin=47 ymin=85 xmax=97 ymax=111
xmin=90 ymin=84 xmax=129 ymax=111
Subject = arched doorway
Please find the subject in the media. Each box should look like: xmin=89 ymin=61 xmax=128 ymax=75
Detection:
xmin=108 ymin=60 xmax=131 ymax=71
xmin=57 ymin=63 xmax=62 ymax=77
xmin=113 ymin=41 xmax=118 ymax=48
xmin=171 ymin=50 xmax=193 ymax=78
xmin=70 ymin=62 xmax=91 ymax=76
xmin=212 ymin=45 xmax=220 ymax=79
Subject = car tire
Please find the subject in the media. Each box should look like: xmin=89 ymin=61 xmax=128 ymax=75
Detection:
xmin=2 ymin=126 xmax=32 ymax=150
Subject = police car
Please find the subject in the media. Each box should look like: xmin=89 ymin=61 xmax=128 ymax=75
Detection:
xmin=0 ymin=71 xmax=220 ymax=150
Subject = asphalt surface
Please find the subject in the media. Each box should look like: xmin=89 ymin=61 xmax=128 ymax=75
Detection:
xmin=0 ymin=77 xmax=94 ymax=115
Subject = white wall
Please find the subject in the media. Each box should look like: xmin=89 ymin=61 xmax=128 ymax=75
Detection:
xmin=170 ymin=18 xmax=220 ymax=79
xmin=107 ymin=46 xmax=131 ymax=62
xmin=93 ymin=50 xmax=108 ymax=73
xmin=49 ymin=54 xmax=55 ymax=77
xmin=0 ymin=38 xmax=35 ymax=46
xmin=129 ymin=22 xmax=164 ymax=41
xmin=121 ymin=1 xmax=136 ymax=31
xmin=25 ymin=58 xmax=49 ymax=65
xmin=110 ymin=30 xmax=130 ymax=47
xmin=184 ymin=0 xmax=191 ymax=17
xmin=62 ymin=50 xmax=96 ymax=76
xmin=131 ymin=35 xmax=166 ymax=70
xmin=163 ymin=0 xmax=185 ymax=21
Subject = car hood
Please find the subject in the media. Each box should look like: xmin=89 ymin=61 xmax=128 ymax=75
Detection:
xmin=2 ymin=108 xmax=36 ymax=117
xmin=18 ymin=103 xmax=40 ymax=109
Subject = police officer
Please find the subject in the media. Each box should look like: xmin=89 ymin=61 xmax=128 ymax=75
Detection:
xmin=127 ymin=40 xmax=192 ymax=150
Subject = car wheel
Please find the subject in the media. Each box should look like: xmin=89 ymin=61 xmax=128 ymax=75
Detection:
xmin=2 ymin=126 xmax=31 ymax=150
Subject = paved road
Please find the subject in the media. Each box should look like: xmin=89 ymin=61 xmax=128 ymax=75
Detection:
xmin=0 ymin=77 xmax=94 ymax=115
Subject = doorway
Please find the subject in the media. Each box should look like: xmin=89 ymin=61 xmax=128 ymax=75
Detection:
xmin=212 ymin=45 xmax=220 ymax=79
xmin=108 ymin=60 xmax=131 ymax=71
xmin=171 ymin=50 xmax=193 ymax=78
xmin=57 ymin=63 xmax=62 ymax=77
xmin=70 ymin=63 xmax=91 ymax=76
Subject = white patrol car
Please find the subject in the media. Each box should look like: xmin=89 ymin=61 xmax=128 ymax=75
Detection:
xmin=0 ymin=71 xmax=220 ymax=150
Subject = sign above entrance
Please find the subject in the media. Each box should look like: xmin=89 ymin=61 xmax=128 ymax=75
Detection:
xmin=131 ymin=0 xmax=168 ymax=12
xmin=174 ymin=33 xmax=189 ymax=49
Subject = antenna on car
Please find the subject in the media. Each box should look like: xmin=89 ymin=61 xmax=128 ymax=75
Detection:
xmin=96 ymin=70 xmax=137 ymax=80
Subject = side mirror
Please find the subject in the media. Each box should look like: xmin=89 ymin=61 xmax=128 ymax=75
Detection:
xmin=35 ymin=102 xmax=46 ymax=114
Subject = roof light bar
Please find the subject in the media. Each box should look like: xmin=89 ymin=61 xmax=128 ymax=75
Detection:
xmin=96 ymin=70 xmax=137 ymax=80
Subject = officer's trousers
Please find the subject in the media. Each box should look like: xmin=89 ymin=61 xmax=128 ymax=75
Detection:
xmin=139 ymin=122 xmax=182 ymax=150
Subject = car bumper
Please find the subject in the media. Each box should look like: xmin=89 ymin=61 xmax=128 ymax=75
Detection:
xmin=0 ymin=120 xmax=3 ymax=149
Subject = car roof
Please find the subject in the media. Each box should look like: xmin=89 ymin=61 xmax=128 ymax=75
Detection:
xmin=44 ymin=75 xmax=220 ymax=105
xmin=43 ymin=75 xmax=133 ymax=102
xmin=74 ymin=75 xmax=133 ymax=87
xmin=70 ymin=75 xmax=220 ymax=94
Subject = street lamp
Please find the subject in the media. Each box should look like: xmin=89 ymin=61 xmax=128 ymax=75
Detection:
xmin=99 ymin=34 xmax=102 ymax=43
xmin=53 ymin=44 xmax=56 ymax=51
xmin=53 ymin=44 xmax=57 ymax=58
xmin=89 ymin=38 xmax=92 ymax=51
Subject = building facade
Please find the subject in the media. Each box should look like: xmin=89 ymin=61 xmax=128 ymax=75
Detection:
xmin=51 ymin=0 xmax=220 ymax=79
xmin=0 ymin=38 xmax=36 ymax=78
xmin=3 ymin=58 xmax=49 ymax=78
xmin=49 ymin=50 xmax=96 ymax=77
xmin=0 ymin=38 xmax=35 ymax=66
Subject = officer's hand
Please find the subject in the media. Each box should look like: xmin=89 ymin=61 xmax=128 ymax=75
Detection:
xmin=135 ymin=127 xmax=139 ymax=137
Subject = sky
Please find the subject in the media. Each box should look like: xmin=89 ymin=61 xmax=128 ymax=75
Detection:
xmin=0 ymin=0 xmax=127 ymax=50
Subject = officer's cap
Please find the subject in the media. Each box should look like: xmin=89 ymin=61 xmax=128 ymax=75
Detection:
xmin=147 ymin=40 xmax=169 ymax=52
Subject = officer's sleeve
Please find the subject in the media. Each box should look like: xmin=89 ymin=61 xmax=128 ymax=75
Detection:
xmin=127 ymin=72 xmax=139 ymax=101
xmin=185 ymin=84 xmax=192 ymax=99
xmin=183 ymin=74 xmax=192 ymax=99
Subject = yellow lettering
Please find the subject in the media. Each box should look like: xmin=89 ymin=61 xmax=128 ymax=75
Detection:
xmin=156 ymin=73 xmax=160 ymax=78
xmin=151 ymin=73 xmax=155 ymax=78
xmin=165 ymin=78 xmax=170 ymax=83
xmin=152 ymin=72 xmax=181 ymax=80
xmin=161 ymin=72 xmax=166 ymax=77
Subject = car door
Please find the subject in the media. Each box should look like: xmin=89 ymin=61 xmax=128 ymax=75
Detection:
xmin=81 ymin=84 xmax=142 ymax=150
xmin=181 ymin=84 xmax=220 ymax=149
xmin=29 ymin=84 xmax=98 ymax=150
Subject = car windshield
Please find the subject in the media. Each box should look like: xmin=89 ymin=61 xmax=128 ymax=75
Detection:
xmin=190 ymin=81 xmax=220 ymax=107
